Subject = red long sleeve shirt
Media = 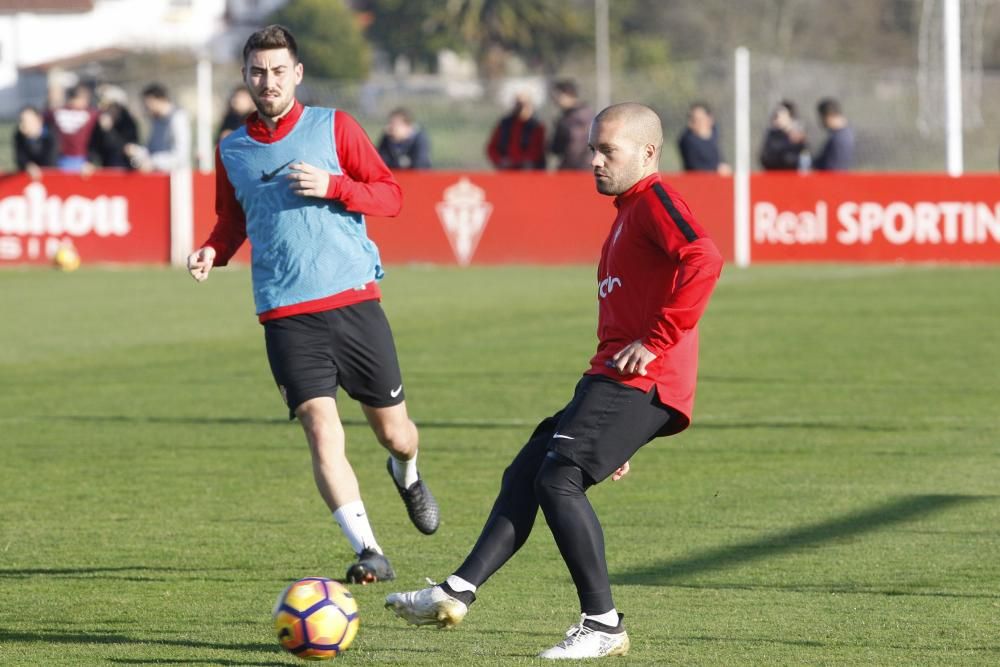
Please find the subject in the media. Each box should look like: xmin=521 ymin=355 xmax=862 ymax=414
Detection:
xmin=202 ymin=101 xmax=402 ymax=322
xmin=587 ymin=173 xmax=724 ymax=434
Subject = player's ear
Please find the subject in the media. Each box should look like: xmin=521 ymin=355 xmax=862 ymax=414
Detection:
xmin=294 ymin=62 xmax=304 ymax=84
xmin=643 ymin=143 xmax=656 ymax=165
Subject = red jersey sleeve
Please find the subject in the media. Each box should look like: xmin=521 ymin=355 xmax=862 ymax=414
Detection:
xmin=640 ymin=189 xmax=724 ymax=354
xmin=324 ymin=110 xmax=402 ymax=217
xmin=202 ymin=146 xmax=247 ymax=267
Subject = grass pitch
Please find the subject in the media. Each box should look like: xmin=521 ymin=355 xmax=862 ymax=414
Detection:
xmin=1 ymin=263 xmax=998 ymax=666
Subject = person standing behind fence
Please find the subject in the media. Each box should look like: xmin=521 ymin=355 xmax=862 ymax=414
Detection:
xmin=89 ymin=85 xmax=140 ymax=169
xmin=377 ymin=107 xmax=431 ymax=169
xmin=548 ymin=79 xmax=593 ymax=170
xmin=812 ymin=98 xmax=855 ymax=171
xmin=45 ymin=84 xmax=99 ymax=173
xmin=486 ymin=91 xmax=546 ymax=170
xmin=677 ymin=102 xmax=732 ymax=175
xmin=759 ymin=100 xmax=807 ymax=171
xmin=14 ymin=105 xmax=58 ymax=180
xmin=218 ymin=86 xmax=255 ymax=142
xmin=125 ymin=83 xmax=190 ymax=172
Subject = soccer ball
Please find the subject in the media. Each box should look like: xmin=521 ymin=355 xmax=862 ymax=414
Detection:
xmin=53 ymin=243 xmax=80 ymax=272
xmin=273 ymin=577 xmax=359 ymax=660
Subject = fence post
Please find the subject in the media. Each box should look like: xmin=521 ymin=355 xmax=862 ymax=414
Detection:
xmin=594 ymin=0 xmax=611 ymax=111
xmin=734 ymin=46 xmax=751 ymax=268
xmin=169 ymin=168 xmax=194 ymax=267
xmin=943 ymin=0 xmax=963 ymax=177
xmin=196 ymin=56 xmax=214 ymax=173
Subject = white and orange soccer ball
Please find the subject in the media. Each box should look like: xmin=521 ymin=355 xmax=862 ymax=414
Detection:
xmin=273 ymin=577 xmax=359 ymax=660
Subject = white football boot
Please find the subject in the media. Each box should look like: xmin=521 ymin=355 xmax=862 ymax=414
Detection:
xmin=538 ymin=614 xmax=630 ymax=659
xmin=384 ymin=582 xmax=469 ymax=629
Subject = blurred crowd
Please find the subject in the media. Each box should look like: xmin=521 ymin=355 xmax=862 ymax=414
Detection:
xmin=14 ymin=81 xmax=193 ymax=179
xmin=14 ymin=76 xmax=857 ymax=178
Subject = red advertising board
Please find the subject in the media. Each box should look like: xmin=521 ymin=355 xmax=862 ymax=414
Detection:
xmin=191 ymin=171 xmax=734 ymax=266
xmin=6 ymin=170 xmax=999 ymax=267
xmin=0 ymin=171 xmax=171 ymax=265
xmin=751 ymin=173 xmax=1000 ymax=262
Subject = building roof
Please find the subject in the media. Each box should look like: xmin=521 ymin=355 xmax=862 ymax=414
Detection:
xmin=0 ymin=0 xmax=95 ymax=12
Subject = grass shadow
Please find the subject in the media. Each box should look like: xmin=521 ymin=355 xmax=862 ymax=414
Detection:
xmin=45 ymin=414 xmax=531 ymax=430
xmin=0 ymin=566 xmax=238 ymax=579
xmin=612 ymin=494 xmax=994 ymax=586
xmin=0 ymin=628 xmax=275 ymax=654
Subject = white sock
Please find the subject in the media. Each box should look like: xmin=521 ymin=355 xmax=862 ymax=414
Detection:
xmin=332 ymin=500 xmax=382 ymax=555
xmin=585 ymin=609 xmax=619 ymax=627
xmin=390 ymin=451 xmax=419 ymax=489
xmin=445 ymin=574 xmax=477 ymax=593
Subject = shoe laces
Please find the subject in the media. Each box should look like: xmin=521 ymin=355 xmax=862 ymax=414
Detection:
xmin=556 ymin=615 xmax=595 ymax=647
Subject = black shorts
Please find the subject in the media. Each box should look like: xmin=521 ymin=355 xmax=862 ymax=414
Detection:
xmin=263 ymin=300 xmax=405 ymax=419
xmin=546 ymin=375 xmax=676 ymax=483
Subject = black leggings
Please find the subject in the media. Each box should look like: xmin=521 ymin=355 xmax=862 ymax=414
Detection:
xmin=453 ymin=416 xmax=615 ymax=614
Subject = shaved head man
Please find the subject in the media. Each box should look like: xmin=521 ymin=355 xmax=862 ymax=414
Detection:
xmin=387 ymin=103 xmax=724 ymax=660
xmin=589 ymin=102 xmax=664 ymax=196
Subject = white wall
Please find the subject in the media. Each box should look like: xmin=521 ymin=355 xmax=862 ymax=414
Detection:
xmin=0 ymin=0 xmax=229 ymax=114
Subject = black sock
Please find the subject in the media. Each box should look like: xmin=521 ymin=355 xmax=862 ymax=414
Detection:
xmin=582 ymin=613 xmax=625 ymax=633
xmin=440 ymin=581 xmax=476 ymax=607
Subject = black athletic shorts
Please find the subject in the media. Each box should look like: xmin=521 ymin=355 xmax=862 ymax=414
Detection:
xmin=263 ymin=300 xmax=405 ymax=419
xmin=546 ymin=374 xmax=676 ymax=483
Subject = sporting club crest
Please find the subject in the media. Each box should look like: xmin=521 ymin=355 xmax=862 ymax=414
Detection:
xmin=435 ymin=178 xmax=493 ymax=266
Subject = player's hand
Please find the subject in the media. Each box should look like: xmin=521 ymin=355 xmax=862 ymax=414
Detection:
xmin=288 ymin=162 xmax=330 ymax=198
xmin=611 ymin=460 xmax=631 ymax=481
xmin=187 ymin=246 xmax=216 ymax=282
xmin=610 ymin=340 xmax=656 ymax=376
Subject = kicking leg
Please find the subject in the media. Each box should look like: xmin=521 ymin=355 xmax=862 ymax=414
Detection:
xmin=385 ymin=415 xmax=559 ymax=627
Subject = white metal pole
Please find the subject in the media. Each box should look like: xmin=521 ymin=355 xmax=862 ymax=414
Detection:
xmin=595 ymin=0 xmax=611 ymax=110
xmin=169 ymin=167 xmax=194 ymax=267
xmin=943 ymin=0 xmax=963 ymax=177
xmin=196 ymin=56 xmax=213 ymax=173
xmin=734 ymin=47 xmax=751 ymax=268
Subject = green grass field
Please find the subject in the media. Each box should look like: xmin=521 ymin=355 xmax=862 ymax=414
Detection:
xmin=1 ymin=264 xmax=998 ymax=666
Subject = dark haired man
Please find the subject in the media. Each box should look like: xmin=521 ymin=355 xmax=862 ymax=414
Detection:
xmin=549 ymin=79 xmax=594 ymax=170
xmin=186 ymin=25 xmax=439 ymax=584
xmin=377 ymin=107 xmax=431 ymax=169
xmin=386 ymin=103 xmax=723 ymax=659
xmin=14 ymin=105 xmax=58 ymax=179
xmin=125 ymin=83 xmax=190 ymax=172
xmin=677 ymin=102 xmax=732 ymax=174
xmin=813 ymin=97 xmax=855 ymax=171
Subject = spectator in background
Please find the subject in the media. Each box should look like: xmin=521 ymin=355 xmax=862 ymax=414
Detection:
xmin=126 ymin=83 xmax=191 ymax=172
xmin=88 ymin=84 xmax=139 ymax=169
xmin=486 ymin=91 xmax=546 ymax=170
xmin=377 ymin=107 xmax=431 ymax=169
xmin=813 ymin=97 xmax=855 ymax=171
xmin=759 ymin=99 xmax=807 ymax=171
xmin=14 ymin=105 xmax=58 ymax=180
xmin=549 ymin=79 xmax=593 ymax=170
xmin=217 ymin=85 xmax=255 ymax=142
xmin=677 ymin=102 xmax=732 ymax=175
xmin=45 ymin=83 xmax=99 ymax=173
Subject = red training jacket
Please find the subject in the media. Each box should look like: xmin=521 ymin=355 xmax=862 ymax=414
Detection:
xmin=486 ymin=113 xmax=546 ymax=170
xmin=201 ymin=100 xmax=402 ymax=322
xmin=587 ymin=173 xmax=724 ymax=434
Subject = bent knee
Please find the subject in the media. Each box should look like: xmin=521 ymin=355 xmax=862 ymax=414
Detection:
xmin=534 ymin=454 xmax=587 ymax=499
xmin=373 ymin=419 xmax=416 ymax=450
